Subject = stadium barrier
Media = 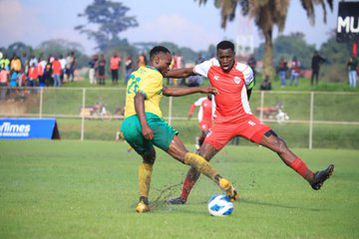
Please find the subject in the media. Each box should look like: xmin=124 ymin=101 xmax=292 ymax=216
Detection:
xmin=0 ymin=87 xmax=358 ymax=149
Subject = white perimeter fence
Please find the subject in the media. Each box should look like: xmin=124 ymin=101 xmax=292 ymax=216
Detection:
xmin=0 ymin=87 xmax=358 ymax=149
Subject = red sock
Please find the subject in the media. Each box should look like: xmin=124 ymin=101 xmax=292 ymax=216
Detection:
xmin=180 ymin=177 xmax=192 ymax=200
xmin=180 ymin=172 xmax=200 ymax=200
xmin=290 ymin=158 xmax=313 ymax=179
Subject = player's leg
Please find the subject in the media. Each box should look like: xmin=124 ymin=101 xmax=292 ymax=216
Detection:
xmin=168 ymin=129 xmax=213 ymax=204
xmin=195 ymin=130 xmax=207 ymax=150
xmin=295 ymin=74 xmax=299 ymax=86
xmin=136 ymin=146 xmax=156 ymax=213
xmin=259 ymin=130 xmax=334 ymax=190
xmin=290 ymin=73 xmax=294 ymax=86
xmin=315 ymin=71 xmax=319 ymax=85
xmin=311 ymin=72 xmax=315 ymax=86
xmin=198 ymin=130 xmax=210 ymax=148
xmin=168 ymin=124 xmax=234 ymax=204
xmin=121 ymin=115 xmax=156 ymax=213
xmin=238 ymin=114 xmax=334 ymax=190
xmin=167 ymin=143 xmax=219 ymax=204
xmin=166 ymin=135 xmax=237 ymax=201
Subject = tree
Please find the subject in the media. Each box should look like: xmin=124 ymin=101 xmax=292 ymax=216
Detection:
xmin=6 ymin=42 xmax=32 ymax=57
xmin=75 ymin=0 xmax=138 ymax=51
xmin=38 ymin=39 xmax=85 ymax=54
xmin=255 ymin=32 xmax=316 ymax=69
xmin=36 ymin=39 xmax=89 ymax=68
xmin=319 ymin=31 xmax=351 ymax=83
xmin=195 ymin=0 xmax=333 ymax=77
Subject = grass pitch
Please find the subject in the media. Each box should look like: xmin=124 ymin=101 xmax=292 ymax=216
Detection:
xmin=0 ymin=140 xmax=358 ymax=239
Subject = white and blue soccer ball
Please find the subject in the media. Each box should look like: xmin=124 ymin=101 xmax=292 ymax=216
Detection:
xmin=208 ymin=194 xmax=234 ymax=217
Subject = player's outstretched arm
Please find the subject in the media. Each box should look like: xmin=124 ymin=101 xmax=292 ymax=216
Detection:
xmin=165 ymin=67 xmax=195 ymax=78
xmin=188 ymin=103 xmax=196 ymax=119
xmin=134 ymin=92 xmax=153 ymax=140
xmin=163 ymin=86 xmax=218 ymax=97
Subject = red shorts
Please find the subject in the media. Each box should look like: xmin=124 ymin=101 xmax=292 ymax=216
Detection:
xmin=204 ymin=114 xmax=271 ymax=151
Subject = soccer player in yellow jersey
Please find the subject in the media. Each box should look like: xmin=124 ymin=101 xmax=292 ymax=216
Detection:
xmin=121 ymin=46 xmax=238 ymax=213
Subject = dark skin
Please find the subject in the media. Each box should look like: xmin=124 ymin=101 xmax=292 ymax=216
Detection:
xmin=167 ymin=48 xmax=314 ymax=182
xmin=134 ymin=52 xmax=218 ymax=163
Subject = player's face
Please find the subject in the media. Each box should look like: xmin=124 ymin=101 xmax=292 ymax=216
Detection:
xmin=154 ymin=52 xmax=172 ymax=76
xmin=217 ymin=48 xmax=235 ymax=72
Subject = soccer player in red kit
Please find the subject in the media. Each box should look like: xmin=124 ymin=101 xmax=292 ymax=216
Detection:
xmin=188 ymin=94 xmax=215 ymax=149
xmin=167 ymin=40 xmax=334 ymax=204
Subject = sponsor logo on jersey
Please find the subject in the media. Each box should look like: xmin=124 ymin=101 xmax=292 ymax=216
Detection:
xmin=248 ymin=120 xmax=256 ymax=126
xmin=214 ymin=75 xmax=219 ymax=81
xmin=233 ymin=76 xmax=241 ymax=84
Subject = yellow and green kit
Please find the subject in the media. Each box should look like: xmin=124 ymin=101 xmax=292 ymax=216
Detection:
xmin=121 ymin=66 xmax=178 ymax=154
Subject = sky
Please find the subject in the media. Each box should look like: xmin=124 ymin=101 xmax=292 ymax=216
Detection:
xmin=0 ymin=0 xmax=339 ymax=54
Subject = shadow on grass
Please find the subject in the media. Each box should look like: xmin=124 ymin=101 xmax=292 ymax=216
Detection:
xmin=148 ymin=197 xmax=327 ymax=214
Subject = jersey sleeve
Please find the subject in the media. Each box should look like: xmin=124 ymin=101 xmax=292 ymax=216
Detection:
xmin=194 ymin=97 xmax=206 ymax=106
xmin=243 ymin=65 xmax=255 ymax=90
xmin=193 ymin=58 xmax=216 ymax=77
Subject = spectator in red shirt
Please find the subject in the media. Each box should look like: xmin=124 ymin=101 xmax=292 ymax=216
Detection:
xmin=28 ymin=63 xmax=38 ymax=87
xmin=0 ymin=66 xmax=9 ymax=100
xmin=37 ymin=57 xmax=44 ymax=87
xmin=0 ymin=66 xmax=8 ymax=87
xmin=110 ymin=52 xmax=121 ymax=84
xmin=52 ymin=57 xmax=62 ymax=87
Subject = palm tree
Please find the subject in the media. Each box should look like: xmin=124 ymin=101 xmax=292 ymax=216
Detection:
xmin=196 ymin=0 xmax=333 ymax=77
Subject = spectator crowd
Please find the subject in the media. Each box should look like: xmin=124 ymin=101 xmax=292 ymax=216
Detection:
xmin=1 ymin=49 xmax=356 ymax=91
xmin=0 ymin=51 xmax=78 ymax=88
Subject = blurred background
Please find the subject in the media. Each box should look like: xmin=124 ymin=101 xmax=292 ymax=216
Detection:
xmin=0 ymin=0 xmax=358 ymax=149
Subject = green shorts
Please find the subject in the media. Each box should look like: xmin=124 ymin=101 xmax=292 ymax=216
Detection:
xmin=120 ymin=112 xmax=178 ymax=155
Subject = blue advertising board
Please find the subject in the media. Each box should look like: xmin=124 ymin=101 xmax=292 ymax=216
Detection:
xmin=0 ymin=118 xmax=60 ymax=140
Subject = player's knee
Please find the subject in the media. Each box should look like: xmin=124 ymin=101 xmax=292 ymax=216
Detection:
xmin=142 ymin=151 xmax=156 ymax=165
xmin=198 ymin=149 xmax=211 ymax=161
xmin=277 ymin=138 xmax=289 ymax=154
xmin=264 ymin=129 xmax=278 ymax=138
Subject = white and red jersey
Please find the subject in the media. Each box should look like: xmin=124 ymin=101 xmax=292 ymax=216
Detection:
xmin=189 ymin=96 xmax=215 ymax=128
xmin=194 ymin=58 xmax=254 ymax=123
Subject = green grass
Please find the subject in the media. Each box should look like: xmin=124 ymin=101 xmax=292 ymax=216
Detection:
xmin=55 ymin=118 xmax=359 ymax=149
xmin=0 ymin=140 xmax=358 ymax=239
xmin=255 ymin=74 xmax=359 ymax=92
xmin=65 ymin=74 xmax=359 ymax=92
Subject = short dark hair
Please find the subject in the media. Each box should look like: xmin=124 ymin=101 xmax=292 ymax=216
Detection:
xmin=150 ymin=46 xmax=171 ymax=59
xmin=216 ymin=41 xmax=235 ymax=51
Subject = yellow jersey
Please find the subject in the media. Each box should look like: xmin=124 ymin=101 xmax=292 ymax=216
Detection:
xmin=124 ymin=66 xmax=163 ymax=118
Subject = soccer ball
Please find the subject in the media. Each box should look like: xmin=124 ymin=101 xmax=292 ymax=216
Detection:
xmin=208 ymin=194 xmax=234 ymax=217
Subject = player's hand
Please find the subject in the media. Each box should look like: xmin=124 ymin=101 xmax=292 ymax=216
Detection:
xmin=142 ymin=125 xmax=154 ymax=140
xmin=201 ymin=86 xmax=218 ymax=95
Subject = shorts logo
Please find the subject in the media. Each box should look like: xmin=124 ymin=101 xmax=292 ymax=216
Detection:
xmin=248 ymin=120 xmax=256 ymax=126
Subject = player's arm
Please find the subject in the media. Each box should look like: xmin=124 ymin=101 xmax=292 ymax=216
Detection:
xmin=188 ymin=103 xmax=196 ymax=119
xmin=245 ymin=66 xmax=255 ymax=100
xmin=165 ymin=67 xmax=195 ymax=78
xmin=320 ymin=55 xmax=326 ymax=63
xmin=162 ymin=86 xmax=218 ymax=97
xmin=134 ymin=92 xmax=153 ymax=140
